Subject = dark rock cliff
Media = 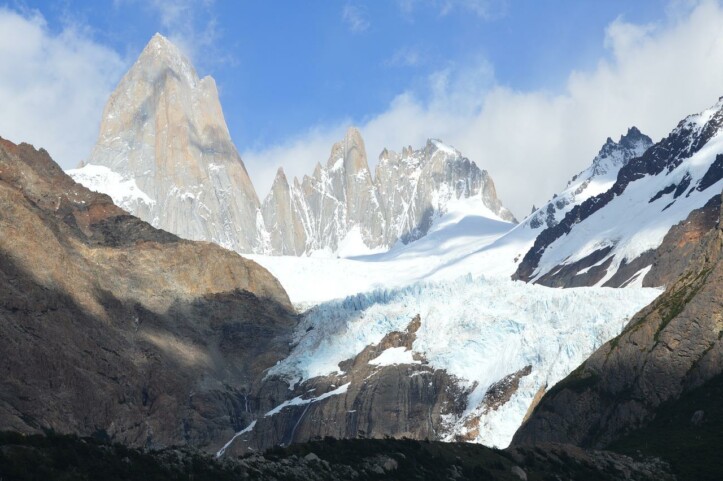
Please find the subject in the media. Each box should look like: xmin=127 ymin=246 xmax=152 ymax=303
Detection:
xmin=224 ymin=315 xmax=470 ymax=455
xmin=0 ymin=137 xmax=297 ymax=452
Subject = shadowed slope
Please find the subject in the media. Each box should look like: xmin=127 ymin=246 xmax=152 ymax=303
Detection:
xmin=0 ymin=137 xmax=296 ymax=452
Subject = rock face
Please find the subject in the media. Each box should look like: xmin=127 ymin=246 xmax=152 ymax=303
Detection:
xmin=515 ymin=99 xmax=723 ymax=287
xmin=513 ymin=190 xmax=723 ymax=448
xmin=0 ymin=136 xmax=296 ymax=452
xmin=263 ymin=128 xmax=387 ymax=255
xmin=226 ymin=316 xmax=468 ymax=455
xmin=69 ymin=34 xmax=268 ymax=253
xmin=261 ymin=131 xmax=517 ymax=255
xmin=260 ymin=168 xmax=307 ymax=256
xmin=374 ymin=139 xmax=516 ymax=244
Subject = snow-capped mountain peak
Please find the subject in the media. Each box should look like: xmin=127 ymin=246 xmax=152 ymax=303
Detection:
xmin=516 ymin=97 xmax=723 ymax=287
xmin=261 ymin=129 xmax=517 ymax=255
xmin=69 ymin=34 xmax=267 ymax=253
xmin=589 ymin=126 xmax=651 ymax=177
xmin=527 ymin=127 xmax=653 ymax=231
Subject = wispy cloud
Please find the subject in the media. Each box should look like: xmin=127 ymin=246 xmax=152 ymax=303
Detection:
xmin=398 ymin=0 xmax=509 ymax=20
xmin=385 ymin=46 xmax=422 ymax=67
xmin=342 ymin=4 xmax=370 ymax=33
xmin=115 ymin=0 xmax=227 ymax=67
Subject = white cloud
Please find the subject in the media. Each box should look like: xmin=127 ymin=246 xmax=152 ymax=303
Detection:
xmin=342 ymin=4 xmax=370 ymax=33
xmin=0 ymin=8 xmax=126 ymax=168
xmin=243 ymin=0 xmax=723 ymax=217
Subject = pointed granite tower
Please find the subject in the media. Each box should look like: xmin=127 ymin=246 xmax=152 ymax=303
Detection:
xmin=74 ymin=34 xmax=267 ymax=253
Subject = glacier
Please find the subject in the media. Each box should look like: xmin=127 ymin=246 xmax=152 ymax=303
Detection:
xmin=268 ymin=275 xmax=661 ymax=448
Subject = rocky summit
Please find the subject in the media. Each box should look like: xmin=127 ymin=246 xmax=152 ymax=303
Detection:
xmin=524 ymin=127 xmax=653 ymax=233
xmin=69 ymin=34 xmax=268 ymax=253
xmin=515 ymin=98 xmax=723 ymax=288
xmin=262 ymin=128 xmax=516 ymax=255
xmin=0 ymin=136 xmax=296 ymax=452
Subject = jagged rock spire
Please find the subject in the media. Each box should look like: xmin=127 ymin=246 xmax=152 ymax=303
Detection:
xmin=73 ymin=34 xmax=267 ymax=253
xmin=262 ymin=128 xmax=517 ymax=254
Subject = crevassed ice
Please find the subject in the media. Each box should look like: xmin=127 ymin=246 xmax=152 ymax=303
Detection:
xmin=269 ymin=275 xmax=661 ymax=448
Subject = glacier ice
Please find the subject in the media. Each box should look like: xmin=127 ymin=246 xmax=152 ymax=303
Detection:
xmin=268 ymin=275 xmax=661 ymax=447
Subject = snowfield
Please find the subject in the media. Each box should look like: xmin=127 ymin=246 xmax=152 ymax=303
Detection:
xmin=268 ymin=275 xmax=660 ymax=448
xmin=250 ymin=196 xmax=525 ymax=307
xmin=532 ymin=141 xmax=723 ymax=285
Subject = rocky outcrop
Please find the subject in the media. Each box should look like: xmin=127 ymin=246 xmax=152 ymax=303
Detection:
xmin=515 ymin=99 xmax=723 ymax=287
xmin=224 ymin=315 xmax=469 ymax=455
xmin=292 ymin=127 xmax=386 ymax=254
xmin=513 ymin=190 xmax=723 ymax=447
xmin=374 ymin=139 xmax=516 ymax=244
xmin=261 ymin=132 xmax=517 ymax=255
xmin=69 ymin=34 xmax=268 ymax=253
xmin=0 ymin=137 xmax=296 ymax=452
xmin=614 ymin=192 xmax=721 ymax=287
xmin=261 ymin=168 xmax=307 ymax=255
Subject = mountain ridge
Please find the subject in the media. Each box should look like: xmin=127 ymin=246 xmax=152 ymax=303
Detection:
xmin=515 ymin=97 xmax=723 ymax=288
xmin=261 ymin=127 xmax=517 ymax=256
xmin=69 ymin=34 xmax=517 ymax=257
xmin=512 ymin=189 xmax=723 ymax=477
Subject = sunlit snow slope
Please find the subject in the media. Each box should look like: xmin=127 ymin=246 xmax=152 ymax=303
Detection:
xmin=516 ymin=98 xmax=723 ymax=286
xmin=249 ymin=196 xmax=518 ymax=306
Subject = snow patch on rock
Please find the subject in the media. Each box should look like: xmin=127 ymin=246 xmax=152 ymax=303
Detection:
xmin=369 ymin=347 xmax=420 ymax=366
xmin=68 ymin=164 xmax=155 ymax=211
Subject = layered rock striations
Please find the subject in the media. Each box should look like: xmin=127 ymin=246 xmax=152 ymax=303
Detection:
xmin=70 ymin=34 xmax=268 ymax=253
xmin=0 ymin=136 xmax=296 ymax=451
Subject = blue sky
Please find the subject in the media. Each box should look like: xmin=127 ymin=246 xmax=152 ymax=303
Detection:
xmin=26 ymin=0 xmax=668 ymax=149
xmin=2 ymin=0 xmax=723 ymax=215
